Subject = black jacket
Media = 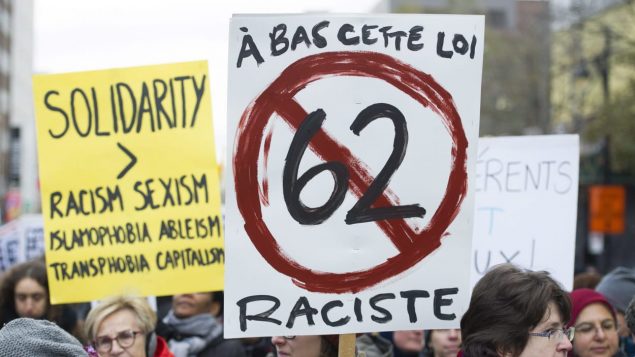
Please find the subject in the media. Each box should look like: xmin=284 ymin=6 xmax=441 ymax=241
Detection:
xmin=156 ymin=319 xmax=247 ymax=357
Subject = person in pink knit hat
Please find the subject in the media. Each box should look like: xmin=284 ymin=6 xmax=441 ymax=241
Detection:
xmin=567 ymin=289 xmax=622 ymax=357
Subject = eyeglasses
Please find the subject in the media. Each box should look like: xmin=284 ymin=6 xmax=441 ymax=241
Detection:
xmin=94 ymin=330 xmax=141 ymax=352
xmin=575 ymin=320 xmax=616 ymax=336
xmin=528 ymin=327 xmax=575 ymax=342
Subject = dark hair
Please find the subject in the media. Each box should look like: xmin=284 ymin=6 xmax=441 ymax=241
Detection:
xmin=212 ymin=291 xmax=224 ymax=317
xmin=422 ymin=330 xmax=434 ymax=357
xmin=626 ymin=295 xmax=635 ymax=336
xmin=460 ymin=264 xmax=571 ymax=357
xmin=572 ymin=272 xmax=602 ymax=290
xmin=319 ymin=336 xmax=337 ymax=357
xmin=0 ymin=260 xmax=61 ymax=323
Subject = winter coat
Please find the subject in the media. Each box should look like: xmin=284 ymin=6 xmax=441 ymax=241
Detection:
xmin=357 ymin=333 xmax=394 ymax=357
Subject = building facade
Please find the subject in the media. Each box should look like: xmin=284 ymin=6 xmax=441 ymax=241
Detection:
xmin=0 ymin=0 xmax=36 ymax=223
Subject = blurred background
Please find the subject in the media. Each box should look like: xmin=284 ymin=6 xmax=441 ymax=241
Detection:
xmin=0 ymin=0 xmax=633 ymax=275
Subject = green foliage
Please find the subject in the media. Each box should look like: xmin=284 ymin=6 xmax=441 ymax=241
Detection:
xmin=480 ymin=27 xmax=550 ymax=136
xmin=584 ymin=80 xmax=635 ymax=175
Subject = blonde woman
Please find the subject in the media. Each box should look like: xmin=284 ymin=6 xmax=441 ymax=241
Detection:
xmin=85 ymin=296 xmax=173 ymax=357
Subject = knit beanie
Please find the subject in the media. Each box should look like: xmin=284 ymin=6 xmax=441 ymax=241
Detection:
xmin=567 ymin=288 xmax=617 ymax=328
xmin=0 ymin=318 xmax=88 ymax=357
xmin=595 ymin=267 xmax=635 ymax=312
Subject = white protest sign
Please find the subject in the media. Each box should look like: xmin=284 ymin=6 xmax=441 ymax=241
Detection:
xmin=20 ymin=214 xmax=46 ymax=261
xmin=225 ymin=14 xmax=484 ymax=337
xmin=471 ymin=135 xmax=579 ymax=290
xmin=0 ymin=214 xmax=45 ymax=271
xmin=0 ymin=222 xmax=21 ymax=271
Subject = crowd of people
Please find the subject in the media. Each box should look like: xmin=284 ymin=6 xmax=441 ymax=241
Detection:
xmin=0 ymin=259 xmax=634 ymax=357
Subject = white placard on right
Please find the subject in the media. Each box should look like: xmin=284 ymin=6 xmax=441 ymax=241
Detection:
xmin=471 ymin=135 xmax=579 ymax=290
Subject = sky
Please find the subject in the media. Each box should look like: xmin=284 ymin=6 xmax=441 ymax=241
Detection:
xmin=33 ymin=0 xmax=383 ymax=161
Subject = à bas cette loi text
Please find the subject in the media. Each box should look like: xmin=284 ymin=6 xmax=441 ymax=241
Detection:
xmin=236 ymin=21 xmax=479 ymax=68
xmin=46 ymin=172 xmax=223 ymax=282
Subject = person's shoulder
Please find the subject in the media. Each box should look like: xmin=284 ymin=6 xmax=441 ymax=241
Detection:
xmin=611 ymin=350 xmax=627 ymax=357
xmin=153 ymin=335 xmax=174 ymax=357
xmin=357 ymin=333 xmax=394 ymax=357
xmin=199 ymin=337 xmax=247 ymax=357
xmin=0 ymin=307 xmax=17 ymax=326
xmin=58 ymin=305 xmax=78 ymax=330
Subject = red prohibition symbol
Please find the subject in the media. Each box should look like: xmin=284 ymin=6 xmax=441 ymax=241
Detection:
xmin=233 ymin=51 xmax=468 ymax=294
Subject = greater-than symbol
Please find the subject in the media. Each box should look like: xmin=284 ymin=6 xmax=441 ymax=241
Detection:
xmin=117 ymin=142 xmax=137 ymax=179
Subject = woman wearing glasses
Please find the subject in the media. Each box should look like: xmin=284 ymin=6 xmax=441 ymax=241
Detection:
xmin=460 ymin=264 xmax=574 ymax=356
xmin=85 ymin=295 xmax=173 ymax=357
xmin=568 ymin=289 xmax=622 ymax=357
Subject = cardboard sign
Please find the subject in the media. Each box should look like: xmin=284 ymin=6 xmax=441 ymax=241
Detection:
xmin=588 ymin=185 xmax=625 ymax=234
xmin=33 ymin=61 xmax=224 ymax=303
xmin=471 ymin=135 xmax=579 ymax=290
xmin=225 ymin=14 xmax=484 ymax=337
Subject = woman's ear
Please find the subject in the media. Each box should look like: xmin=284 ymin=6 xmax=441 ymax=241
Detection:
xmin=497 ymin=347 xmax=512 ymax=357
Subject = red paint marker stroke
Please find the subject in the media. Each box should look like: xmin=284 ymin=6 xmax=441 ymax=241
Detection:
xmin=233 ymin=51 xmax=468 ymax=294
xmin=259 ymin=124 xmax=275 ymax=206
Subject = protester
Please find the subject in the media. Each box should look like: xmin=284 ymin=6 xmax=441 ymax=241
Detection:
xmin=241 ymin=337 xmax=274 ymax=357
xmin=625 ymin=296 xmax=635 ymax=342
xmin=157 ymin=291 xmax=246 ymax=357
xmin=568 ymin=289 xmax=622 ymax=357
xmin=0 ymin=259 xmax=79 ymax=337
xmin=270 ymin=333 xmax=393 ymax=357
xmin=84 ymin=295 xmax=172 ymax=357
xmin=574 ymin=271 xmax=603 ymax=290
xmin=595 ymin=267 xmax=635 ymax=356
xmin=0 ymin=317 xmax=88 ymax=357
xmin=395 ymin=330 xmax=425 ymax=356
xmin=270 ymin=335 xmax=338 ymax=357
xmin=380 ymin=330 xmax=425 ymax=357
xmin=423 ymin=329 xmax=461 ymax=357
xmin=460 ymin=264 xmax=573 ymax=356
xmin=357 ymin=333 xmax=394 ymax=357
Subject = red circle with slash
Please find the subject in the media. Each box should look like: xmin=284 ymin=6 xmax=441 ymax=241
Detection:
xmin=233 ymin=51 xmax=468 ymax=294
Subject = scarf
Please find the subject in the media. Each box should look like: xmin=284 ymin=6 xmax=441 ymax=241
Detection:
xmin=163 ymin=311 xmax=222 ymax=357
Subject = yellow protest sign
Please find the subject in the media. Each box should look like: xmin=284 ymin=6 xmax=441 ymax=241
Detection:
xmin=33 ymin=61 xmax=224 ymax=303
